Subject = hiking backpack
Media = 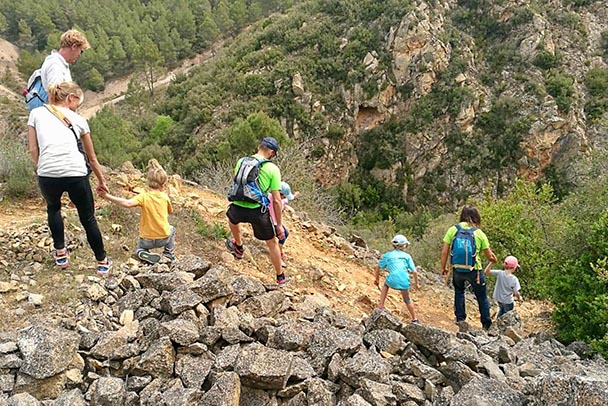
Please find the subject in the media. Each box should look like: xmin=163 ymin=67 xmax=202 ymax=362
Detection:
xmin=23 ymin=69 xmax=48 ymax=111
xmin=227 ymin=156 xmax=271 ymax=207
xmin=450 ymin=224 xmax=477 ymax=272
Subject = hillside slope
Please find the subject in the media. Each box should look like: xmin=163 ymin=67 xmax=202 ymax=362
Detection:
xmin=0 ymin=165 xmax=553 ymax=335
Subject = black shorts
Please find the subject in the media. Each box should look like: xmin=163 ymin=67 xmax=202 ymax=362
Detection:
xmin=226 ymin=204 xmax=276 ymax=241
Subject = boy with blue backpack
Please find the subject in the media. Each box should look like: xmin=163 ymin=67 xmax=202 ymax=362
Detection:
xmin=225 ymin=137 xmax=289 ymax=286
xmin=440 ymin=205 xmax=497 ymax=331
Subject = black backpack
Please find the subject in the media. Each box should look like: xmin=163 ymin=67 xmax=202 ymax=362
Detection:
xmin=227 ymin=156 xmax=270 ymax=206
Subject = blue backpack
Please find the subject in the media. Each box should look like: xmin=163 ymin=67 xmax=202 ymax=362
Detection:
xmin=23 ymin=69 xmax=48 ymax=111
xmin=450 ymin=224 xmax=477 ymax=272
xmin=227 ymin=156 xmax=270 ymax=207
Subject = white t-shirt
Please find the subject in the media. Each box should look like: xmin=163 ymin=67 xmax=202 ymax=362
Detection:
xmin=490 ymin=269 xmax=521 ymax=304
xmin=40 ymin=51 xmax=71 ymax=90
xmin=28 ymin=106 xmax=90 ymax=178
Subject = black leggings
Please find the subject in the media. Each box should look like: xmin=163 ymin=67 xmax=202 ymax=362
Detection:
xmin=38 ymin=176 xmax=106 ymax=261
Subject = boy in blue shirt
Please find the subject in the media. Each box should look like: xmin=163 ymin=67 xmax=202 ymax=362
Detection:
xmin=374 ymin=234 xmax=420 ymax=323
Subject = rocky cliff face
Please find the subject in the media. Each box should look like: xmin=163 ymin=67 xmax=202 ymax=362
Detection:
xmin=308 ymin=0 xmax=608 ymax=206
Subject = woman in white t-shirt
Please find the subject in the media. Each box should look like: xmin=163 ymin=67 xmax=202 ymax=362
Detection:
xmin=27 ymin=81 xmax=112 ymax=275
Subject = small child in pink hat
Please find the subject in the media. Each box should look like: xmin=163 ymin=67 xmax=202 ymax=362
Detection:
xmin=484 ymin=255 xmax=523 ymax=318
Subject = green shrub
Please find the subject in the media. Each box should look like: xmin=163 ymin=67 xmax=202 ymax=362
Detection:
xmin=602 ymin=31 xmax=608 ymax=58
xmin=532 ymin=49 xmax=561 ymax=70
xmin=545 ymin=70 xmax=575 ymax=112
xmin=584 ymin=67 xmax=608 ymax=122
xmin=0 ymin=141 xmax=36 ymax=197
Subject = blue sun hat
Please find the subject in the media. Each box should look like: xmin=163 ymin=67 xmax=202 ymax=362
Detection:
xmin=280 ymin=182 xmax=295 ymax=201
xmin=391 ymin=234 xmax=410 ymax=246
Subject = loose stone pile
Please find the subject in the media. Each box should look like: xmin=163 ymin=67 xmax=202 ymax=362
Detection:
xmin=0 ymin=254 xmax=607 ymax=405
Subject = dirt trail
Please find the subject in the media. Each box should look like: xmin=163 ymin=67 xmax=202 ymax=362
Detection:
xmin=79 ymin=44 xmax=221 ymax=119
xmin=0 ymin=176 xmax=554 ymax=334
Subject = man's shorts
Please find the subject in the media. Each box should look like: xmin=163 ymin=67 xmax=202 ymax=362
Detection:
xmin=226 ymin=204 xmax=276 ymax=241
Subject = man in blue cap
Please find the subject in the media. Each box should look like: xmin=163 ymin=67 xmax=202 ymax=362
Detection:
xmin=226 ymin=137 xmax=289 ymax=286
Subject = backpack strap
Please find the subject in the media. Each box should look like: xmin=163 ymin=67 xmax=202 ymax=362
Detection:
xmin=44 ymin=104 xmax=92 ymax=174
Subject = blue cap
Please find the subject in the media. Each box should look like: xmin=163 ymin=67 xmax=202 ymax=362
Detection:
xmin=391 ymin=234 xmax=410 ymax=246
xmin=280 ymin=181 xmax=295 ymax=201
xmin=259 ymin=137 xmax=279 ymax=154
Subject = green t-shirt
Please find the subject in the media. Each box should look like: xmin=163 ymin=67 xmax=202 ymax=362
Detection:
xmin=443 ymin=222 xmax=490 ymax=270
xmin=232 ymin=153 xmax=281 ymax=209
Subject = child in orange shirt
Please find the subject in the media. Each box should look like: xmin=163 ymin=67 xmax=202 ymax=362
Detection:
xmin=101 ymin=159 xmax=175 ymax=264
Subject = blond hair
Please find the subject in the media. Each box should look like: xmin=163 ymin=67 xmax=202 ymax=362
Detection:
xmin=60 ymin=29 xmax=90 ymax=50
xmin=147 ymin=159 xmax=168 ymax=189
xmin=47 ymin=81 xmax=84 ymax=105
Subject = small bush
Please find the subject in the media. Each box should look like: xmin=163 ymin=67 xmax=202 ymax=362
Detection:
xmin=533 ymin=49 xmax=561 ymax=70
xmin=0 ymin=141 xmax=36 ymax=197
xmin=193 ymin=212 xmax=230 ymax=240
xmin=545 ymin=70 xmax=575 ymax=112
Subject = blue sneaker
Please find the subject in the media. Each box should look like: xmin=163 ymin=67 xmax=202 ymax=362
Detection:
xmin=53 ymin=249 xmax=69 ymax=269
xmin=97 ymin=258 xmax=112 ymax=276
xmin=225 ymin=238 xmax=244 ymax=259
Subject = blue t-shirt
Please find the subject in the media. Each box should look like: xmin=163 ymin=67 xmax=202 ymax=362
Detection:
xmin=378 ymin=249 xmax=416 ymax=290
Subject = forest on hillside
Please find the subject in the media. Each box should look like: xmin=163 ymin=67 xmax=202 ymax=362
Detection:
xmin=0 ymin=0 xmax=298 ymax=90
xmin=2 ymin=0 xmax=608 ymax=356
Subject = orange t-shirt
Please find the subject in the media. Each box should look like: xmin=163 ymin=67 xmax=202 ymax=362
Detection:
xmin=132 ymin=190 xmax=173 ymax=239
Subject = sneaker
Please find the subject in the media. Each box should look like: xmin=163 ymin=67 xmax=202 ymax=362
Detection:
xmin=276 ymin=273 xmax=290 ymax=287
xmin=411 ymin=319 xmax=420 ymax=324
xmin=97 ymin=258 xmax=112 ymax=276
xmin=137 ymin=251 xmax=161 ymax=264
xmin=163 ymin=252 xmax=177 ymax=263
xmin=281 ymin=261 xmax=287 ymax=268
xmin=53 ymin=249 xmax=69 ymax=269
xmin=225 ymin=238 xmax=244 ymax=259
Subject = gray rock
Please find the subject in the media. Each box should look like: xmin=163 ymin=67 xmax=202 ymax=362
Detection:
xmin=173 ymin=255 xmax=211 ymax=279
xmin=214 ymin=344 xmax=241 ymax=371
xmin=51 ymin=389 xmax=86 ymax=406
xmin=17 ymin=324 xmax=80 ymax=379
xmin=126 ymin=376 xmax=152 ymax=392
xmin=0 ymin=342 xmax=17 ymax=354
xmin=390 ymin=380 xmax=425 ymax=404
xmin=284 ymin=391 xmax=307 ymax=406
xmin=229 ymin=276 xmax=266 ymax=306
xmin=234 ymin=343 xmax=293 ymax=390
xmin=363 ymin=329 xmax=407 ymax=355
xmin=199 ymin=372 xmax=241 ymax=406
xmin=0 ymin=354 xmax=21 ymax=369
xmin=237 ymin=291 xmax=285 ymax=318
xmin=290 ymin=356 xmax=316 ymax=381
xmin=160 ymin=288 xmax=202 ymax=315
xmin=439 ymin=360 xmax=479 ymax=391
xmin=14 ymin=371 xmax=65 ymax=400
xmin=355 ymin=378 xmax=396 ymax=406
xmin=135 ymin=272 xmax=189 ymax=292
xmin=338 ymin=350 xmax=392 ymax=387
xmin=90 ymin=322 xmax=140 ymax=360
xmin=450 ymin=376 xmax=524 ymax=406
xmin=238 ymin=386 xmax=273 ymax=406
xmin=0 ymin=375 xmax=13 ymax=392
xmin=267 ymin=322 xmax=310 ymax=351
xmin=337 ymin=394 xmax=373 ymax=406
xmin=175 ymin=354 xmax=213 ymax=389
xmin=306 ymin=377 xmax=337 ymax=405
xmin=89 ymin=377 xmax=126 ymax=406
xmin=161 ymin=386 xmax=201 ymax=406
xmin=136 ymin=337 xmax=175 ymax=378
xmin=364 ymin=309 xmax=403 ymax=332
xmin=159 ymin=319 xmax=200 ymax=346
xmin=7 ymin=393 xmax=41 ymax=406
xmin=221 ymin=327 xmax=254 ymax=345
xmin=190 ymin=265 xmax=234 ymax=304
xmin=199 ymin=327 xmax=222 ymax=347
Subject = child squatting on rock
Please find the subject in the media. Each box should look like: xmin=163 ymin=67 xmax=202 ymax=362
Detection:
xmin=100 ymin=159 xmax=176 ymax=264
xmin=374 ymin=234 xmax=420 ymax=323
xmin=485 ymin=255 xmax=523 ymax=318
